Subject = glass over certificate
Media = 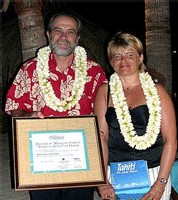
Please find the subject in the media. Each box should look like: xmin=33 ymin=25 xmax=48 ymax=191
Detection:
xmin=29 ymin=130 xmax=89 ymax=173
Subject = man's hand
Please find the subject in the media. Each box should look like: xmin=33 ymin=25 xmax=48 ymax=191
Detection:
xmin=11 ymin=110 xmax=44 ymax=118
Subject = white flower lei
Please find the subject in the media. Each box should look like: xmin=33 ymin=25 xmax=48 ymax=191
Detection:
xmin=109 ymin=72 xmax=162 ymax=150
xmin=36 ymin=46 xmax=87 ymax=112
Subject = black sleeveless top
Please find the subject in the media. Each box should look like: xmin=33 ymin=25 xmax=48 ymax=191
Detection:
xmin=106 ymin=105 xmax=163 ymax=168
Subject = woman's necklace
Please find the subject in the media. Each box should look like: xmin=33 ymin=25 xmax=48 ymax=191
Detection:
xmin=36 ymin=46 xmax=87 ymax=112
xmin=109 ymin=72 xmax=162 ymax=150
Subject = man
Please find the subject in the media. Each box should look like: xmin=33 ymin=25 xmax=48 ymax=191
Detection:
xmin=5 ymin=11 xmax=108 ymax=200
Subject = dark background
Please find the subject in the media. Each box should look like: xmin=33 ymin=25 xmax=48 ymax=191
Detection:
xmin=3 ymin=1 xmax=177 ymax=50
xmin=43 ymin=1 xmax=178 ymax=94
xmin=43 ymin=1 xmax=177 ymax=51
xmin=2 ymin=1 xmax=178 ymax=99
xmin=1 ymin=1 xmax=178 ymax=135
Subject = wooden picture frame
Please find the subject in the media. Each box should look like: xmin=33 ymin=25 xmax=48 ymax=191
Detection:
xmin=12 ymin=115 xmax=106 ymax=191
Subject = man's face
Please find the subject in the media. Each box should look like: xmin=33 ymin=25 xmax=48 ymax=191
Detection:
xmin=48 ymin=15 xmax=79 ymax=56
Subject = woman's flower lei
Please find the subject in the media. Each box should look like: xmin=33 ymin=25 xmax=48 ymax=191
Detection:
xmin=36 ymin=46 xmax=87 ymax=112
xmin=109 ymin=72 xmax=162 ymax=150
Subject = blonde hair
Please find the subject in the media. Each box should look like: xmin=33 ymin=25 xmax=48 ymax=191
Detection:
xmin=107 ymin=32 xmax=146 ymax=72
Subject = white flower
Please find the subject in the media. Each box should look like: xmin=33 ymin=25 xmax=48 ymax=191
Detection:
xmin=109 ymin=72 xmax=162 ymax=150
xmin=36 ymin=46 xmax=87 ymax=112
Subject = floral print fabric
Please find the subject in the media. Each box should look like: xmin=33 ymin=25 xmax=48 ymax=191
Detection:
xmin=5 ymin=53 xmax=107 ymax=116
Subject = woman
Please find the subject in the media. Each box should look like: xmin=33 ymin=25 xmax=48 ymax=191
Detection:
xmin=94 ymin=32 xmax=177 ymax=200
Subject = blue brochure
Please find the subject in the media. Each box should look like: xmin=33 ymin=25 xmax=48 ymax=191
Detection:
xmin=110 ymin=160 xmax=151 ymax=200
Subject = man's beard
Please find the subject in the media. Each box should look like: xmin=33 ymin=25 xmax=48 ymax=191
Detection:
xmin=49 ymin=40 xmax=78 ymax=56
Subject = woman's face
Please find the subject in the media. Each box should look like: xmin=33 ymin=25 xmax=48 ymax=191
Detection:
xmin=110 ymin=46 xmax=143 ymax=77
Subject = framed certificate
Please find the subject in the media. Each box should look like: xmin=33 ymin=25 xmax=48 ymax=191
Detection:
xmin=12 ymin=115 xmax=106 ymax=191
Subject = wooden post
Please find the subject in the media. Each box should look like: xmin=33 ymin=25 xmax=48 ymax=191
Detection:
xmin=14 ymin=0 xmax=47 ymax=61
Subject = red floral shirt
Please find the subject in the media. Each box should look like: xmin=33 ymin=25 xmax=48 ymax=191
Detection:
xmin=5 ymin=53 xmax=108 ymax=116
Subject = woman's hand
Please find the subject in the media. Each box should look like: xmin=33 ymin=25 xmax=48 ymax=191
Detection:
xmin=141 ymin=181 xmax=165 ymax=200
xmin=98 ymin=182 xmax=116 ymax=200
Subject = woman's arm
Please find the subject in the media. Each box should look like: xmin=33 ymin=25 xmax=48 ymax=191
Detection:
xmin=94 ymin=83 xmax=109 ymax=171
xmin=155 ymin=84 xmax=177 ymax=185
xmin=94 ymin=83 xmax=116 ymax=200
xmin=142 ymin=84 xmax=177 ymax=200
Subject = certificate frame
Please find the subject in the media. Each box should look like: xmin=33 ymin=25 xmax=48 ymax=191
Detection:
xmin=12 ymin=115 xmax=106 ymax=191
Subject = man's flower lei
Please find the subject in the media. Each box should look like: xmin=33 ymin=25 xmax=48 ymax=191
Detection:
xmin=109 ymin=71 xmax=162 ymax=150
xmin=36 ymin=46 xmax=87 ymax=112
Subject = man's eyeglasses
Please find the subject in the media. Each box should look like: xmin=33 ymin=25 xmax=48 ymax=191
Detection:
xmin=51 ymin=28 xmax=77 ymax=37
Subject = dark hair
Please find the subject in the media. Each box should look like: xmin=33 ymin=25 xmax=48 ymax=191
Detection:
xmin=47 ymin=10 xmax=82 ymax=35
